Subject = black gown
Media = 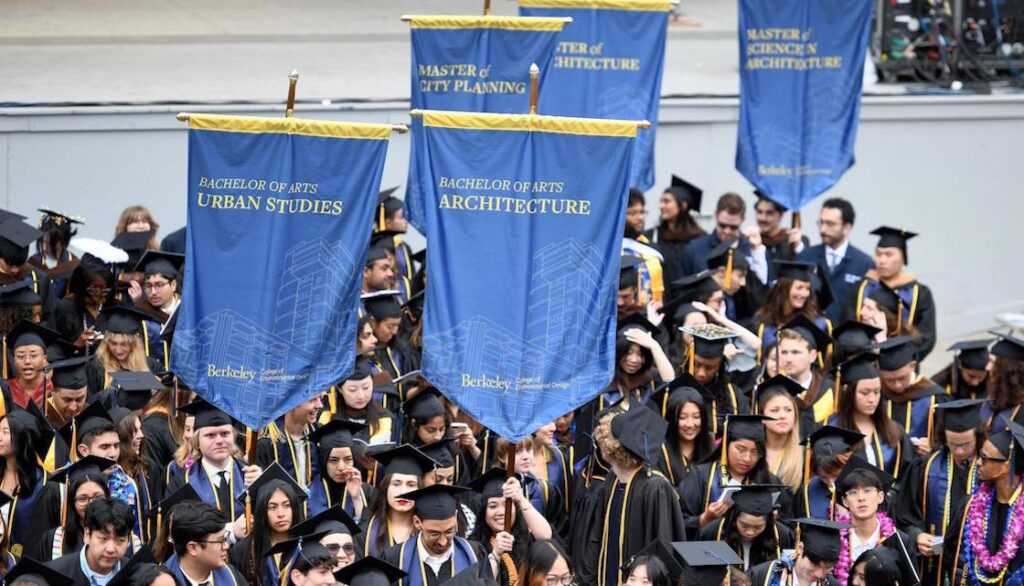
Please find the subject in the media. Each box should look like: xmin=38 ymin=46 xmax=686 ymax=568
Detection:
xmin=747 ymin=556 xmax=841 ymax=586
xmin=678 ymin=462 xmax=794 ymax=539
xmin=944 ymin=489 xmax=1024 ymax=586
xmin=698 ymin=518 xmax=795 ymax=571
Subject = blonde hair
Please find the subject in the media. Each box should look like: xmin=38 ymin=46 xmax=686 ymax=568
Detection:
xmin=593 ymin=412 xmax=642 ymax=471
xmin=758 ymin=390 xmax=805 ymax=491
xmin=114 ymin=205 xmax=160 ymax=250
xmin=95 ymin=332 xmax=150 ymax=373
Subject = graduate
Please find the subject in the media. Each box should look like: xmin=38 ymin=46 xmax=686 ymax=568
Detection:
xmin=380 ymin=484 xmax=496 ymax=586
xmin=793 ymin=425 xmax=864 ymax=521
xmin=364 ymin=291 xmax=406 ymax=388
xmin=580 ymin=405 xmax=686 ymax=586
xmin=163 ymin=501 xmax=249 ymax=586
xmin=306 ymin=420 xmax=375 ymax=520
xmin=322 ymin=357 xmax=396 ymax=446
xmin=876 ymin=336 xmax=948 ymax=456
xmin=673 ymin=541 xmax=744 ymax=586
xmin=230 ymin=463 xmax=307 ymax=586
xmin=0 ymin=217 xmax=54 ymax=323
xmin=604 ymin=314 xmax=674 ymax=408
xmin=44 ymin=496 xmax=135 ymax=586
xmin=754 ymin=376 xmax=807 ymax=493
xmin=931 ymin=339 xmax=991 ymax=400
xmin=943 ymin=421 xmax=1024 ymax=586
xmin=830 ymin=321 xmax=882 ymax=366
xmin=851 ymin=227 xmax=936 ymax=359
xmin=705 ymin=238 xmax=766 ymax=324
xmin=361 ymin=444 xmax=436 ymax=558
xmin=257 ymin=395 xmax=322 ymax=489
xmin=686 ymin=328 xmax=749 ymax=436
xmin=130 ymin=250 xmax=184 ymax=370
xmin=86 ymin=305 xmax=161 ymax=394
xmin=697 ymin=484 xmax=795 ymax=571
xmin=620 ymin=540 xmax=682 ymax=586
xmin=528 ymin=422 xmax=574 ymax=518
xmin=751 ymin=261 xmax=833 ymax=364
xmin=760 ymin=315 xmax=835 ymax=427
xmin=894 ymin=398 xmax=984 ymax=586
xmin=488 ymin=438 xmax=564 ymax=536
xmin=28 ymin=456 xmax=110 ymax=561
xmin=678 ymin=414 xmax=789 ymax=539
xmin=649 ymin=175 xmax=706 ymax=288
xmin=0 ymin=403 xmax=53 ymax=559
xmin=746 ymin=518 xmax=850 ymax=586
xmin=374 ymin=187 xmax=415 ymax=284
xmin=650 ymin=374 xmax=715 ymax=486
xmin=4 ymin=320 xmax=58 ymax=411
xmin=288 ymin=505 xmax=363 ymax=572
xmin=980 ymin=333 xmax=1024 ymax=432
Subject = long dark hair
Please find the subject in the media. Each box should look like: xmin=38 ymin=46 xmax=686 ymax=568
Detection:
xmin=614 ymin=334 xmax=654 ymax=392
xmin=719 ymin=508 xmax=780 ymax=567
xmin=754 ymin=278 xmax=820 ymax=326
xmin=836 ymin=380 xmax=901 ymax=446
xmin=468 ymin=496 xmax=531 ymax=563
xmin=337 ymin=390 xmax=389 ymax=441
xmin=0 ymin=414 xmax=41 ymax=495
xmin=62 ymin=473 xmax=110 ymax=556
xmin=665 ymin=390 xmax=713 ymax=467
xmin=67 ymin=260 xmax=115 ymax=317
xmin=117 ymin=413 xmax=148 ymax=479
xmin=626 ymin=555 xmax=672 ymax=586
xmin=250 ymin=483 xmax=306 ymax=585
xmin=402 ymin=414 xmax=449 ymax=447
xmin=517 ymin=539 xmax=574 ymax=586
xmin=719 ymin=436 xmax=774 ymax=484
xmin=368 ymin=472 xmax=422 ymax=555
xmin=989 ymin=356 xmax=1024 ymax=412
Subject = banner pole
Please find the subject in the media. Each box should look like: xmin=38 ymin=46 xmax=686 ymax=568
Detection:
xmin=503 ymin=446 xmax=516 ymax=532
xmin=790 ymin=211 xmax=802 ymax=259
xmin=529 ymin=63 xmax=540 ymax=115
xmin=484 ymin=0 xmax=491 ymax=15
xmin=285 ymin=70 xmax=299 ymax=118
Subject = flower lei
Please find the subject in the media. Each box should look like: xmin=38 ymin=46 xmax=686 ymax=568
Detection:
xmin=963 ymin=482 xmax=1024 ymax=586
xmin=832 ymin=511 xmax=896 ymax=585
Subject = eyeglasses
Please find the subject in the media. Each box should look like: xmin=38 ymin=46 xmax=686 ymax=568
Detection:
xmin=979 ymin=453 xmax=1009 ymax=463
xmin=843 ymin=487 xmax=879 ymax=499
xmin=816 ymin=219 xmax=842 ymax=228
xmin=197 ymin=533 xmax=231 ymax=548
xmin=74 ymin=494 xmax=105 ymax=505
xmin=143 ymin=281 xmax=171 ymax=292
xmin=422 ymin=528 xmax=458 ymax=540
xmin=86 ymin=286 xmax=112 ymax=294
xmin=324 ymin=543 xmax=356 ymax=556
xmin=545 ymin=573 xmax=576 ymax=586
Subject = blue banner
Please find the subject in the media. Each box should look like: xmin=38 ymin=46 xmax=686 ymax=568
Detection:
xmin=519 ymin=0 xmax=669 ymax=192
xmin=416 ymin=110 xmax=637 ymax=441
xmin=404 ymin=15 xmax=566 ymax=233
xmin=171 ymin=114 xmax=391 ymax=429
xmin=735 ymin=0 xmax=874 ymax=210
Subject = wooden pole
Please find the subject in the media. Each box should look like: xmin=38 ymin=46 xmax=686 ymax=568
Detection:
xmin=285 ymin=70 xmax=299 ymax=118
xmin=789 ymin=211 xmax=802 ymax=259
xmin=503 ymin=446 xmax=516 ymax=532
xmin=529 ymin=64 xmax=540 ymax=115
xmin=484 ymin=0 xmax=491 ymax=15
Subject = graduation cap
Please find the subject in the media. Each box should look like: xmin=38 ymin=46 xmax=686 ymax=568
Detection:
xmin=467 ymin=467 xmax=514 ymax=500
xmin=832 ymin=321 xmax=881 ymax=361
xmin=6 ymin=402 xmax=54 ymax=459
xmin=148 ymin=483 xmax=201 ymax=520
xmin=2 ymin=556 xmax=76 ymax=586
xmin=109 ymin=371 xmax=163 ymax=411
xmin=802 ymin=425 xmax=864 ymax=457
xmin=366 ymin=244 xmax=390 ymax=264
xmin=650 ymin=373 xmax=711 ymax=419
xmin=773 ymin=260 xmax=817 ymax=283
xmin=672 ymin=541 xmax=743 ymax=586
xmin=671 ymin=270 xmax=721 ymax=303
xmin=376 ymin=187 xmax=404 ymax=231
xmin=870 ymin=226 xmax=917 ymax=264
xmin=178 ymin=398 xmax=234 ymax=430
xmin=48 ymin=455 xmax=118 ymax=484
xmin=106 ymin=546 xmax=156 ymax=586
xmin=46 ymin=336 xmax=83 ymax=362
xmin=780 ymin=314 xmax=831 ymax=352
xmin=990 ymin=332 xmax=1024 ymax=362
xmin=0 ymin=209 xmax=27 ymax=223
xmin=419 ymin=438 xmax=456 ymax=469
xmin=731 ymin=484 xmax=785 ymax=516
xmin=0 ymin=218 xmax=42 ymax=257
xmin=866 ymin=286 xmax=902 ymax=321
xmin=794 ymin=518 xmax=852 ymax=561
xmin=621 ymin=540 xmax=684 ymax=583
xmin=753 ymin=374 xmax=805 ymax=406
xmin=111 ymin=230 xmax=153 ymax=255
xmin=362 ymin=291 xmax=402 ymax=319
xmin=342 ymin=356 xmax=375 ymax=383
xmin=412 ymin=248 xmax=426 ymax=266
xmin=877 ymin=336 xmax=918 ymax=371
xmin=619 ymin=255 xmax=643 ymax=292
xmin=290 ymin=504 xmax=361 ymax=538
xmin=987 ymin=419 xmax=1024 ymax=470
xmin=881 ymin=533 xmax=921 ymax=586
xmin=722 ymin=415 xmax=770 ymax=443
xmin=683 ymin=324 xmax=737 ymax=359
xmin=267 ymin=531 xmax=332 ymax=558
xmin=370 ymin=230 xmax=402 ymax=253
xmin=611 ymin=405 xmax=668 ymax=463
xmin=617 ymin=312 xmax=658 ymax=338
xmin=37 ymin=208 xmax=84 ymax=228
xmin=335 ymin=556 xmax=408 ymax=586
xmin=308 ymin=420 xmax=366 ymax=452
xmin=237 ymin=462 xmax=308 ymax=504
xmin=45 ymin=355 xmax=90 ymax=389
xmin=57 ymin=400 xmax=116 ymax=447
xmin=443 ymin=564 xmax=499 ymax=586
xmin=948 ymin=339 xmax=993 ymax=371
xmin=5 ymin=320 xmax=58 ymax=350
xmin=403 ymin=387 xmax=446 ymax=421
xmin=400 ymin=483 xmax=469 ymax=520
xmin=835 ymin=454 xmax=895 ymax=499
xmin=0 ymin=281 xmax=42 ymax=307
xmin=402 ymin=290 xmax=425 ymax=320
xmin=100 ymin=305 xmax=154 ymax=336
xmin=664 ymin=175 xmax=703 ymax=213
xmin=934 ymin=398 xmax=987 ymax=433
xmin=832 ymin=354 xmax=878 ymax=389
xmin=372 ymin=444 xmax=436 ymax=478
xmin=133 ymin=250 xmax=184 ymax=279
xmin=705 ymin=239 xmax=749 ymax=272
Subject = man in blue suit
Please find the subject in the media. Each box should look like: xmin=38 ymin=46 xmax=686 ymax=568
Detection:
xmin=796 ymin=198 xmax=873 ymax=320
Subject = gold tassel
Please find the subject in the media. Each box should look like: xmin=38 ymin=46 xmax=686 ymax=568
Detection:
xmin=377 ymin=204 xmax=386 ymax=233
xmin=833 ymin=365 xmax=842 ymax=414
xmin=720 ymin=418 xmax=729 ymax=467
xmin=724 ymin=249 xmax=734 ymax=290
xmin=2 ymin=338 xmax=7 ymax=380
xmin=687 ymin=345 xmax=695 ymax=375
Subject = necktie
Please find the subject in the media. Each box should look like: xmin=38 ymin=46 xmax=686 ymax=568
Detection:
xmin=216 ymin=471 xmax=230 ymax=512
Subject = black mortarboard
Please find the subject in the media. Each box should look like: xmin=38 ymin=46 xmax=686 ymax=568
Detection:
xmin=617 ymin=312 xmax=658 ymax=337
xmin=412 ymin=248 xmax=426 ymax=265
xmin=795 ymin=518 xmax=852 ymax=560
xmin=866 ymin=286 xmax=901 ymax=318
xmin=835 ymin=454 xmax=895 ymax=499
xmin=672 ymin=270 xmax=721 ymax=303
xmin=45 ymin=356 xmax=90 ymax=389
xmin=780 ymin=314 xmax=831 ymax=351
xmin=58 ymin=401 xmax=115 ymax=446
xmin=238 ymin=462 xmax=307 ymax=504
xmin=148 ymin=483 xmax=201 ymax=519
xmin=6 ymin=320 xmax=57 ymax=350
xmin=619 ymin=255 xmax=643 ymax=291
xmin=366 ymin=245 xmax=390 ymax=264
xmin=267 ymin=532 xmax=332 ymax=558
xmin=990 ymin=332 xmax=1024 ymax=362
xmin=723 ymin=415 xmax=769 ymax=443
xmin=0 ymin=281 xmax=42 ymax=307
xmin=665 ymin=175 xmax=703 ymax=213
xmin=948 ymin=339 xmax=993 ymax=371
xmin=377 ymin=187 xmax=404 ymax=226
xmin=650 ymin=373 xmax=711 ymax=419
xmin=988 ymin=419 xmax=1024 ymax=463
xmin=363 ymin=291 xmax=402 ymax=319
xmin=705 ymin=239 xmax=749 ymax=272
xmin=37 ymin=208 xmax=83 ymax=228
xmin=0 ymin=219 xmax=42 ymax=249
xmin=672 ymin=541 xmax=742 ymax=586
xmin=402 ymin=290 xmax=425 ymax=319
xmin=372 ymin=444 xmax=435 ymax=478
xmin=290 ymin=505 xmax=361 ymax=538
xmin=419 ymin=439 xmax=456 ymax=469
xmin=335 ymin=556 xmax=408 ymax=586
xmin=773 ymin=260 xmax=817 ymax=283
xmin=308 ymin=420 xmax=366 ymax=452
xmin=934 ymin=398 xmax=987 ymax=433
xmin=754 ymin=375 xmax=805 ymax=403
xmin=403 ymin=387 xmax=446 ymax=421
xmin=48 ymin=455 xmax=117 ymax=484
xmin=109 ymin=371 xmax=162 ymax=411
xmin=178 ymin=398 xmax=234 ymax=430
xmin=832 ymin=321 xmax=881 ymax=360
xmin=370 ymin=231 xmax=401 ymax=253
xmin=834 ymin=354 xmax=878 ymax=386
xmin=2 ymin=556 xmax=76 ymax=586
xmin=106 ymin=546 xmax=156 ymax=586
xmin=443 ymin=564 xmax=498 ymax=586
xmin=467 ymin=467 xmax=512 ymax=500
xmin=731 ymin=484 xmax=784 ymax=516
xmin=0 ymin=210 xmax=27 ymax=223
xmin=870 ymin=226 xmax=917 ymax=264
xmin=6 ymin=402 xmax=54 ymax=459
xmin=110 ymin=230 xmax=154 ymax=268
xmin=877 ymin=335 xmax=918 ymax=371
xmin=46 ymin=337 xmax=82 ymax=362
xmin=99 ymin=305 xmax=153 ymax=335
xmin=344 ymin=357 xmax=375 ymax=383
xmin=802 ymin=425 xmax=864 ymax=457
xmin=881 ymin=533 xmax=922 ymax=586
xmin=621 ymin=540 xmax=684 ymax=583
xmin=684 ymin=324 xmax=737 ymax=359
xmin=611 ymin=405 xmax=668 ymax=463
xmin=133 ymin=250 xmax=184 ymax=279
xmin=401 ymin=484 xmax=469 ymax=520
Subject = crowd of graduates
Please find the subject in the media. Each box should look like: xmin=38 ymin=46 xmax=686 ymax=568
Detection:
xmin=0 ymin=176 xmax=1020 ymax=586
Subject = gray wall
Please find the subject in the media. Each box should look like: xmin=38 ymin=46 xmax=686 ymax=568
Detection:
xmin=2 ymin=94 xmax=1022 ymax=338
